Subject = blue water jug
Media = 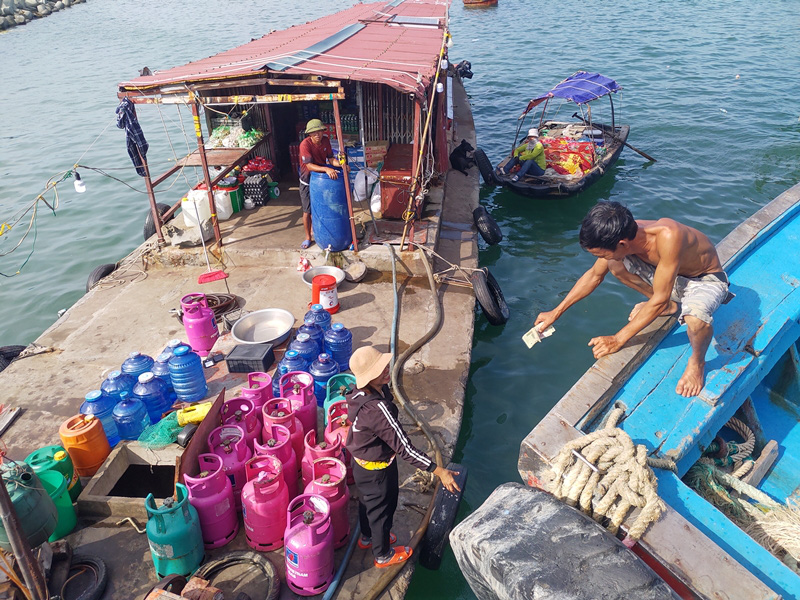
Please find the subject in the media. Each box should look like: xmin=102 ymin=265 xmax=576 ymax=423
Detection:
xmin=152 ymin=353 xmax=177 ymax=404
xmin=80 ymin=390 xmax=120 ymax=448
xmin=169 ymin=346 xmax=208 ymax=403
xmin=161 ymin=338 xmax=184 ymax=358
xmin=101 ymin=370 xmax=137 ymax=402
xmin=112 ymin=391 xmax=150 ymax=440
xmin=122 ymin=351 xmax=155 ymax=380
xmin=309 ymin=353 xmax=340 ymax=407
xmin=324 ymin=323 xmax=353 ymax=372
xmin=304 ymin=304 xmax=332 ymax=331
xmin=298 ymin=318 xmax=325 ymax=355
xmin=309 ymin=168 xmax=351 ymax=252
xmin=289 ymin=333 xmax=320 ymax=365
xmin=133 ymin=372 xmax=170 ymax=424
xmin=272 ymin=350 xmax=309 ymax=397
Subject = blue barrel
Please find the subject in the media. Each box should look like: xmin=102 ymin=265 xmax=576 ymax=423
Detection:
xmin=289 ymin=333 xmax=320 ymax=365
xmin=273 ymin=350 xmax=309 ymax=397
xmin=298 ymin=318 xmax=325 ymax=355
xmin=133 ymin=372 xmax=170 ymax=424
xmin=80 ymin=390 xmax=120 ymax=447
xmin=113 ymin=391 xmax=150 ymax=440
xmin=152 ymin=353 xmax=177 ymax=404
xmin=324 ymin=323 xmax=353 ymax=372
xmin=309 ymin=353 xmax=340 ymax=407
xmin=101 ymin=370 xmax=137 ymax=402
xmin=304 ymin=303 xmax=332 ymax=331
xmin=169 ymin=346 xmax=208 ymax=403
xmin=122 ymin=351 xmax=155 ymax=380
xmin=309 ymin=168 xmax=351 ymax=252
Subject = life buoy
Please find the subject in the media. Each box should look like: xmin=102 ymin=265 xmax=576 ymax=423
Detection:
xmin=419 ymin=462 xmax=468 ymax=570
xmin=474 ymin=148 xmax=496 ymax=185
xmin=143 ymin=203 xmax=172 ymax=241
xmin=471 ymin=268 xmax=509 ymax=326
xmin=473 ymin=206 xmax=502 ymax=246
xmin=86 ymin=263 xmax=117 ymax=293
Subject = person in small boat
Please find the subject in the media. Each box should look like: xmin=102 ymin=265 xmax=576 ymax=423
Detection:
xmin=345 ymin=345 xmax=461 ymax=568
xmin=299 ymin=118 xmax=341 ymax=249
xmin=535 ymin=201 xmax=731 ymax=398
xmin=503 ymin=128 xmax=546 ymax=181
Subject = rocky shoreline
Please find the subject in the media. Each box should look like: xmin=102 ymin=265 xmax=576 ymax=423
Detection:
xmin=0 ymin=0 xmax=85 ymax=31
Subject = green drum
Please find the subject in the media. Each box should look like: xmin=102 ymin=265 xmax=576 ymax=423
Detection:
xmin=0 ymin=462 xmax=57 ymax=551
xmin=25 ymin=445 xmax=82 ymax=502
xmin=38 ymin=470 xmax=77 ymax=541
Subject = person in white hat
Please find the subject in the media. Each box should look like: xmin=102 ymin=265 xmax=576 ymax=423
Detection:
xmin=503 ymin=127 xmax=546 ymax=182
xmin=345 ymin=345 xmax=461 ymax=568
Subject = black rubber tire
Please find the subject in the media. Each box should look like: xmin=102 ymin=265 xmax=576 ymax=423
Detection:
xmin=473 ymin=206 xmax=502 ymax=246
xmin=194 ymin=551 xmax=280 ymax=600
xmin=63 ymin=554 xmax=108 ymax=600
xmin=420 ymin=462 xmax=468 ymax=570
xmin=471 ymin=269 xmax=509 ymax=326
xmin=0 ymin=345 xmax=26 ymax=361
xmin=474 ymin=148 xmax=495 ymax=185
xmin=143 ymin=202 xmax=172 ymax=241
xmin=85 ymin=263 xmax=116 ymax=293
xmin=450 ymin=483 xmax=681 ymax=600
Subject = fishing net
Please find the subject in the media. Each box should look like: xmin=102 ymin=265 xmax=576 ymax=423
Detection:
xmin=139 ymin=412 xmax=181 ymax=450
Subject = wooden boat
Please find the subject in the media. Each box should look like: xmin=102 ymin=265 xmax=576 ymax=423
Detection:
xmin=484 ymin=72 xmax=629 ymax=197
xmin=515 ymin=183 xmax=800 ymax=599
xmin=463 ymin=0 xmax=498 ymax=6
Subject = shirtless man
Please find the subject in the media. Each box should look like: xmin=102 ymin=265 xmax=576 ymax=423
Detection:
xmin=535 ymin=201 xmax=731 ymax=397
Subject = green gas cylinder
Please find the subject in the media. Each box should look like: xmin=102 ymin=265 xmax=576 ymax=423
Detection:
xmin=25 ymin=445 xmax=82 ymax=502
xmin=145 ymin=483 xmax=204 ymax=578
xmin=0 ymin=462 xmax=58 ymax=551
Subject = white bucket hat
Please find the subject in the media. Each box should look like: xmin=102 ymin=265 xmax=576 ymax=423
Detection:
xmin=527 ymin=128 xmax=539 ymax=138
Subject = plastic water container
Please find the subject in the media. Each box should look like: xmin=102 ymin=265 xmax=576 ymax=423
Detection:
xmin=38 ymin=470 xmax=77 ymax=541
xmin=113 ymin=390 xmax=150 ymax=440
xmin=289 ymin=333 xmax=320 ymax=365
xmin=122 ymin=352 xmax=155 ymax=380
xmin=133 ymin=372 xmax=170 ymax=424
xmin=323 ymin=323 xmax=353 ymax=372
xmin=304 ymin=304 xmax=332 ymax=331
xmin=101 ymin=370 xmax=137 ymax=402
xmin=59 ymin=415 xmax=111 ymax=477
xmin=152 ymin=352 xmax=177 ymax=404
xmin=162 ymin=338 xmax=184 ymax=358
xmin=309 ymin=168 xmax=350 ymax=252
xmin=272 ymin=350 xmax=308 ymax=398
xmin=80 ymin=390 xmax=120 ymax=447
xmin=309 ymin=354 xmax=340 ymax=408
xmin=24 ymin=445 xmax=82 ymax=502
xmin=182 ymin=189 xmax=212 ymax=230
xmin=169 ymin=346 xmax=208 ymax=403
xmin=297 ymin=318 xmax=325 ymax=356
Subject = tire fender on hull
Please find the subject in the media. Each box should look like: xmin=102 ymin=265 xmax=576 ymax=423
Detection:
xmin=471 ymin=268 xmax=509 ymax=326
xmin=419 ymin=462 xmax=468 ymax=570
xmin=473 ymin=206 xmax=502 ymax=246
xmin=86 ymin=263 xmax=117 ymax=293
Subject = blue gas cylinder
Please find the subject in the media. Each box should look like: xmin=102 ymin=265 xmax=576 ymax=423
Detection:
xmin=112 ymin=391 xmax=150 ymax=440
xmin=80 ymin=390 xmax=120 ymax=448
xmin=133 ymin=372 xmax=170 ymax=424
xmin=298 ymin=318 xmax=325 ymax=355
xmin=304 ymin=304 xmax=332 ymax=331
xmin=101 ymin=370 xmax=137 ymax=402
xmin=309 ymin=353 xmax=340 ymax=407
xmin=121 ymin=351 xmax=155 ymax=380
xmin=272 ymin=350 xmax=309 ymax=397
xmin=169 ymin=346 xmax=208 ymax=403
xmin=323 ymin=323 xmax=353 ymax=372
xmin=309 ymin=168 xmax=350 ymax=252
xmin=289 ymin=333 xmax=320 ymax=365
xmin=152 ymin=353 xmax=177 ymax=404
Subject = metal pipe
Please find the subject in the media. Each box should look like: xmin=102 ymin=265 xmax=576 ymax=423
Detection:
xmin=0 ymin=478 xmax=47 ymax=600
xmin=137 ymin=148 xmax=166 ymax=246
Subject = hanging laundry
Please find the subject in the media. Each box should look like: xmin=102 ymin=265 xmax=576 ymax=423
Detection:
xmin=116 ymin=98 xmax=149 ymax=177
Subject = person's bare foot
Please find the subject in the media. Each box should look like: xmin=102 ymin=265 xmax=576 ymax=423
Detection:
xmin=629 ymin=300 xmax=679 ymax=322
xmin=676 ymin=359 xmax=705 ymax=397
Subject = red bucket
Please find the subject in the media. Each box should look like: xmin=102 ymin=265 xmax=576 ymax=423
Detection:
xmin=311 ymin=275 xmax=339 ymax=314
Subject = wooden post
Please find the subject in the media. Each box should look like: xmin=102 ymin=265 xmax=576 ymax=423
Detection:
xmin=190 ymin=94 xmax=222 ymax=248
xmin=137 ymin=149 xmax=166 ymax=246
xmin=332 ymin=99 xmax=359 ymax=252
xmin=261 ymin=83 xmax=278 ymax=166
xmin=405 ymin=100 xmax=423 ymax=248
xmin=0 ymin=481 xmax=48 ymax=600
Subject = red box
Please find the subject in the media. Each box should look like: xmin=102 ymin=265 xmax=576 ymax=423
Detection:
xmin=379 ymin=144 xmax=414 ymax=220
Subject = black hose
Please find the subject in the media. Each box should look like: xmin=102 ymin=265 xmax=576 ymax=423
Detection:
xmin=193 ymin=551 xmax=279 ymax=600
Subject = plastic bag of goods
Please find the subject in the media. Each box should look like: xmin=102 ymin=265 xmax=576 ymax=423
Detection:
xmin=353 ymin=168 xmax=379 ymax=203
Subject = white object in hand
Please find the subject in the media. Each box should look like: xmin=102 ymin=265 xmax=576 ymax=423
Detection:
xmin=522 ymin=323 xmax=555 ymax=349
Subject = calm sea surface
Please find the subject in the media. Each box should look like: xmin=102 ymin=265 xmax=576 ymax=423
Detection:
xmin=2 ymin=1 xmax=800 ymax=597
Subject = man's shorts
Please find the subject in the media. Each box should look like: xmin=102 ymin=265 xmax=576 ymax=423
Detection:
xmin=622 ymin=255 xmax=731 ymax=325
xmin=299 ymin=179 xmax=311 ymax=214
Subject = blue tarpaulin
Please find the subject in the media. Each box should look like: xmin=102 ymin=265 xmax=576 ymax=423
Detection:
xmin=523 ymin=72 xmax=621 ymax=114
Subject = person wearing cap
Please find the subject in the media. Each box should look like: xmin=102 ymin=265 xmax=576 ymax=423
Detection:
xmin=298 ymin=119 xmax=341 ymax=249
xmin=345 ymin=345 xmax=461 ymax=568
xmin=503 ymin=128 xmax=546 ymax=182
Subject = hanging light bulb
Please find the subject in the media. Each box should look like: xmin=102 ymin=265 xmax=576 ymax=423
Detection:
xmin=440 ymin=58 xmax=449 ymax=70
xmin=446 ymin=34 xmax=454 ymax=49
xmin=73 ymin=170 xmax=86 ymax=193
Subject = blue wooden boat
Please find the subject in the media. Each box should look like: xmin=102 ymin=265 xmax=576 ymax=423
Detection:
xmin=514 ymin=183 xmax=800 ymax=599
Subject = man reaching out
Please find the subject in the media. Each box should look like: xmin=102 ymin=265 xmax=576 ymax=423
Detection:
xmin=535 ymin=201 xmax=732 ymax=397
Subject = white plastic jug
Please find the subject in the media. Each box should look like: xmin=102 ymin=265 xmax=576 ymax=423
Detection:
xmin=214 ymin=190 xmax=233 ymax=221
xmin=182 ymin=190 xmax=212 ymax=229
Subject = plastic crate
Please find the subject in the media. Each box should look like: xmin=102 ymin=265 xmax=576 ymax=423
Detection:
xmin=225 ymin=343 xmax=275 ymax=373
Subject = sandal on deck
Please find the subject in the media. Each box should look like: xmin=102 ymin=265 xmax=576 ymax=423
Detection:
xmin=374 ymin=546 xmax=413 ymax=568
xmin=358 ymin=532 xmax=397 ymax=550
xmin=301 ymin=239 xmax=312 ymax=249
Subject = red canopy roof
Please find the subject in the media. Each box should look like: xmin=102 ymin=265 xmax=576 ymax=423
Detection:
xmin=119 ymin=1 xmax=450 ymax=99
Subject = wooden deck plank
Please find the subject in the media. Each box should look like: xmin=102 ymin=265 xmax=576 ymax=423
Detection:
xmin=743 ymin=440 xmax=779 ymax=488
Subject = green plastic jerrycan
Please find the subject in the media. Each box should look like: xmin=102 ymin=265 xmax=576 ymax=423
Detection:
xmin=145 ymin=483 xmax=204 ymax=578
xmin=324 ymin=373 xmax=356 ymax=426
xmin=25 ymin=445 xmax=82 ymax=502
xmin=0 ymin=462 xmax=57 ymax=551
xmin=38 ymin=470 xmax=77 ymax=541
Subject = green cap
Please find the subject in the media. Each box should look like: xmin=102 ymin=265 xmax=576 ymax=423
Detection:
xmin=305 ymin=119 xmax=325 ymax=134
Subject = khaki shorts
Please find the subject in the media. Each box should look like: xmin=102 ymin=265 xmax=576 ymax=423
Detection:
xmin=622 ymin=255 xmax=731 ymax=325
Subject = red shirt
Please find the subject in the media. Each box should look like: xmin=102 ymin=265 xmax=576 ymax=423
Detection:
xmin=299 ymin=136 xmax=333 ymax=181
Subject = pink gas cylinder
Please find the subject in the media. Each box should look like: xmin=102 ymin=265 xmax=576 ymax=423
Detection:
xmin=183 ymin=454 xmax=238 ymax=549
xmin=279 ymin=371 xmax=317 ymax=436
xmin=241 ymin=372 xmax=272 ymax=415
xmin=301 ymin=430 xmax=342 ymax=489
xmin=284 ymin=494 xmax=334 ymax=596
xmin=304 ymin=457 xmax=350 ymax=549
xmin=242 ymin=455 xmax=289 ymax=552
xmin=255 ymin=424 xmax=298 ymax=498
xmin=262 ymin=398 xmax=303 ymax=471
xmin=220 ymin=397 xmax=260 ymax=451
xmin=324 ymin=400 xmax=353 ymax=484
xmin=180 ymin=293 xmax=219 ymax=357
xmin=207 ymin=425 xmax=252 ymax=511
